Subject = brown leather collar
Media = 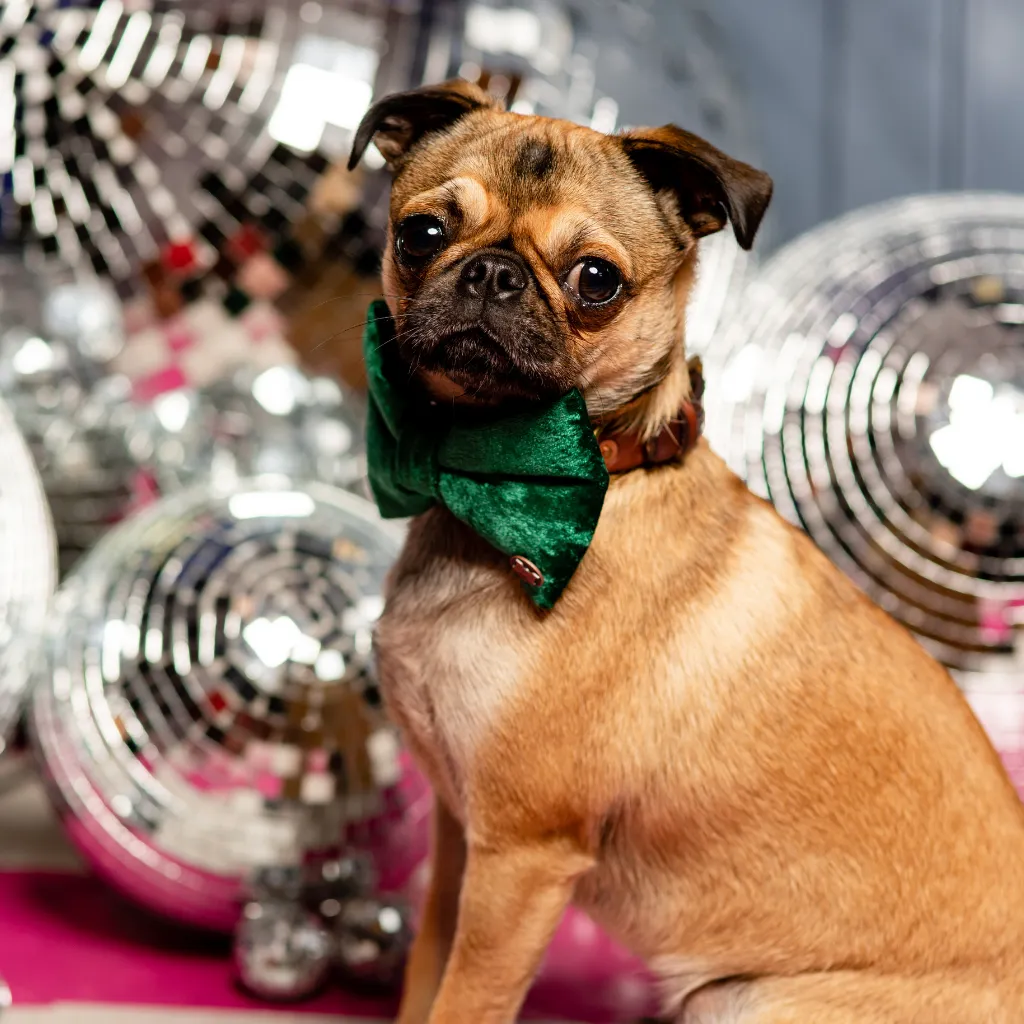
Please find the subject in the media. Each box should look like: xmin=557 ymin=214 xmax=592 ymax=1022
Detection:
xmin=594 ymin=358 xmax=705 ymax=474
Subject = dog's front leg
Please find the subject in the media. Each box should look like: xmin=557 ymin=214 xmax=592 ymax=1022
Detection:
xmin=426 ymin=833 xmax=594 ymax=1024
xmin=397 ymin=798 xmax=467 ymax=1024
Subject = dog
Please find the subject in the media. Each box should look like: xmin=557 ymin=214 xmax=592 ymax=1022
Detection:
xmin=347 ymin=79 xmax=1024 ymax=1023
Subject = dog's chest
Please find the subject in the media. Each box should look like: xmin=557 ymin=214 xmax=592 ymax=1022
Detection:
xmin=373 ymin=520 xmax=535 ymax=817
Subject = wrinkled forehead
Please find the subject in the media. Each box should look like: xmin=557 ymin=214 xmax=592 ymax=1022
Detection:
xmin=390 ymin=114 xmax=673 ymax=257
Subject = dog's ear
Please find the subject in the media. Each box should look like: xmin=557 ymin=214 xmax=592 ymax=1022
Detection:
xmin=348 ymin=79 xmax=498 ymax=171
xmin=620 ymin=125 xmax=773 ymax=250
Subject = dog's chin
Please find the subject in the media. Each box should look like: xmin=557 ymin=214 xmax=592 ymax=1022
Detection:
xmin=412 ymin=329 xmax=565 ymax=407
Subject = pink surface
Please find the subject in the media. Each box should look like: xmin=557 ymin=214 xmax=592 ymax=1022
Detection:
xmin=0 ymin=870 xmax=390 ymax=1016
xmin=0 ymin=871 xmax=654 ymax=1021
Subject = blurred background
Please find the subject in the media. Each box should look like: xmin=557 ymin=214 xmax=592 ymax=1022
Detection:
xmin=717 ymin=0 xmax=1024 ymax=243
xmin=0 ymin=2 xmax=1021 ymax=1022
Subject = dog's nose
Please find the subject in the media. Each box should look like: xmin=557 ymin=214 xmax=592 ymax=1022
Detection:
xmin=457 ymin=251 xmax=529 ymax=302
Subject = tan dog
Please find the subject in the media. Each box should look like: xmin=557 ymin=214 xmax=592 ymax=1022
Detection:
xmin=347 ymin=80 xmax=1024 ymax=1023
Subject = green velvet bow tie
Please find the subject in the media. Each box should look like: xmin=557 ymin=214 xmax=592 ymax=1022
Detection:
xmin=363 ymin=300 xmax=609 ymax=609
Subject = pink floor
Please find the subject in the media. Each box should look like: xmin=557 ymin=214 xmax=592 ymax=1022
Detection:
xmin=0 ymin=871 xmax=390 ymax=1017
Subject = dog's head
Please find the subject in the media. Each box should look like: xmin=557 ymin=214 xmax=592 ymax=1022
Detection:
xmin=349 ymin=80 xmax=772 ymax=419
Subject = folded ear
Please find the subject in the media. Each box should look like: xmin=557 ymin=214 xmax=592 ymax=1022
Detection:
xmin=348 ymin=79 xmax=499 ymax=172
xmin=620 ymin=125 xmax=773 ymax=250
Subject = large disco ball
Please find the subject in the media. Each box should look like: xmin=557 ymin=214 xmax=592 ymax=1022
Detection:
xmin=30 ymin=480 xmax=408 ymax=930
xmin=0 ymin=394 xmax=57 ymax=749
xmin=705 ymin=193 xmax=1024 ymax=773
xmin=126 ymin=364 xmax=367 ymax=497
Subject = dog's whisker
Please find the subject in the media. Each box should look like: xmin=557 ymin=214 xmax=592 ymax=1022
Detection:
xmin=307 ymin=312 xmax=437 ymax=357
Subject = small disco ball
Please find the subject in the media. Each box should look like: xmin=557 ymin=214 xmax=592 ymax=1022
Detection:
xmin=0 ymin=393 xmax=57 ymax=748
xmin=301 ymin=851 xmax=377 ymax=911
xmin=235 ymin=899 xmax=335 ymax=1002
xmin=0 ymin=262 xmax=124 ymax=387
xmin=244 ymin=851 xmax=378 ymax=915
xmin=705 ymin=193 xmax=1024 ymax=767
xmin=30 ymin=479 xmax=404 ymax=930
xmin=126 ymin=364 xmax=367 ymax=497
xmin=335 ymin=894 xmax=413 ymax=990
xmin=25 ymin=374 xmax=138 ymax=578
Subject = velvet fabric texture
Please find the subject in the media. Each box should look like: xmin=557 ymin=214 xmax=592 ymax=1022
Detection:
xmin=363 ymin=300 xmax=609 ymax=609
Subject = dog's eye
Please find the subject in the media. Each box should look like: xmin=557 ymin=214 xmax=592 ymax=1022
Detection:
xmin=395 ymin=215 xmax=446 ymax=264
xmin=565 ymin=258 xmax=622 ymax=305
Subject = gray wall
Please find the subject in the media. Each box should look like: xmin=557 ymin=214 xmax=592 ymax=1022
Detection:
xmin=707 ymin=0 xmax=1024 ymax=248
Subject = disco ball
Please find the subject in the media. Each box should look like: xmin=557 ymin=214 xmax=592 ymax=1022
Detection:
xmin=234 ymin=899 xmax=334 ymax=1001
xmin=26 ymin=374 xmax=138 ymax=578
xmin=30 ymin=480 xmax=405 ymax=930
xmin=0 ymin=1 xmax=431 ymax=285
xmin=299 ymin=851 xmax=377 ymax=910
xmin=1 ymin=346 xmax=137 ymax=579
xmin=334 ymin=893 xmax=413 ymax=989
xmin=0 ymin=259 xmax=121 ymax=393
xmin=705 ymin=193 xmax=1024 ymax=689
xmin=0 ymin=393 xmax=56 ymax=748
xmin=126 ymin=364 xmax=367 ymax=496
xmin=43 ymin=279 xmax=126 ymax=365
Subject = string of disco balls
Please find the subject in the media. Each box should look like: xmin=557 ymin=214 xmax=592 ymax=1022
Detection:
xmin=704 ymin=192 xmax=1024 ymax=700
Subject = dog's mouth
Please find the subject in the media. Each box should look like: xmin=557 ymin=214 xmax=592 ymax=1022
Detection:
xmin=413 ymin=326 xmax=565 ymax=404
xmin=423 ymin=328 xmax=516 ymax=377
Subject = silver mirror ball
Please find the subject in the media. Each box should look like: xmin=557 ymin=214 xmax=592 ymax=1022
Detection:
xmin=30 ymin=479 xmax=405 ymax=934
xmin=705 ymin=193 xmax=1024 ymax=721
